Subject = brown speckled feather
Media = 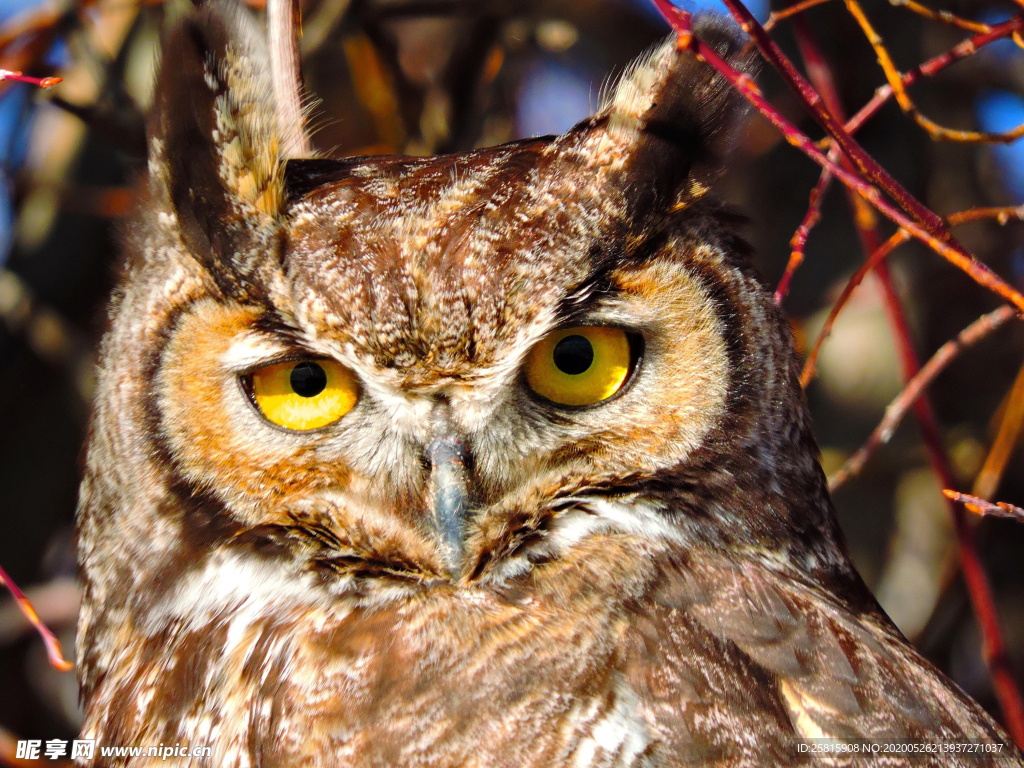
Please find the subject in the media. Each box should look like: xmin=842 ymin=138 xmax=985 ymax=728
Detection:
xmin=74 ymin=2 xmax=1023 ymax=766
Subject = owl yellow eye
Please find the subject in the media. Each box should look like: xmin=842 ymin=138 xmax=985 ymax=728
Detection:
xmin=249 ymin=359 xmax=359 ymax=430
xmin=525 ymin=326 xmax=633 ymax=406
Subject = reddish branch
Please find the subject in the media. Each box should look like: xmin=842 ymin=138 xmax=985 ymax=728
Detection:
xmin=650 ymin=0 xmax=1024 ymax=315
xmin=829 ymin=306 xmax=1017 ymax=490
xmin=844 ymin=16 xmax=1024 ymax=138
xmin=945 ymin=491 xmax=1024 ymax=523
xmin=777 ymin=19 xmax=1024 ymax=305
xmin=0 ymin=68 xmax=60 ymax=88
xmin=774 ymin=148 xmax=837 ymax=304
xmin=799 ymin=230 xmax=907 ymax=385
xmin=0 ymin=563 xmax=72 ymax=672
xmin=783 ymin=12 xmax=1024 ymax=742
xmin=800 ymin=205 xmax=1024 ymax=386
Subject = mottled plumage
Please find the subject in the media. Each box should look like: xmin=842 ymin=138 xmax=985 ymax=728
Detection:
xmin=75 ymin=2 xmax=1022 ymax=766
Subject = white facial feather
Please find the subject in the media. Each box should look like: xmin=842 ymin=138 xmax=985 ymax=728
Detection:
xmin=146 ymin=551 xmax=338 ymax=635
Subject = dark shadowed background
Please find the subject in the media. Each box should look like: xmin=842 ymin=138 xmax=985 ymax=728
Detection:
xmin=1 ymin=0 xmax=1023 ymax=752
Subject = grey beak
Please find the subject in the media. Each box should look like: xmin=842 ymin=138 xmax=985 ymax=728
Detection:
xmin=425 ymin=404 xmax=470 ymax=577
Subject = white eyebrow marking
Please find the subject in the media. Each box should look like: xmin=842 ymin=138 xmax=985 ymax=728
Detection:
xmin=220 ymin=333 xmax=293 ymax=372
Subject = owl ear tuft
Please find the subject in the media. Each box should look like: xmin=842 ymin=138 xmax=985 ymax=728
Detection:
xmin=597 ymin=16 xmax=752 ymax=209
xmin=150 ymin=0 xmax=285 ymax=299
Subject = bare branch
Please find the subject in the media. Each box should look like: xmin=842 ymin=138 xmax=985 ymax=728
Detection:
xmin=846 ymin=0 xmax=1024 ymax=143
xmin=830 ymin=306 xmax=1017 ymax=490
xmin=944 ymin=491 xmax=1024 ymax=523
xmin=0 ymin=564 xmax=72 ymax=672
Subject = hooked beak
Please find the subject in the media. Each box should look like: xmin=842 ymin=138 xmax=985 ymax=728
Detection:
xmin=425 ymin=404 xmax=470 ymax=578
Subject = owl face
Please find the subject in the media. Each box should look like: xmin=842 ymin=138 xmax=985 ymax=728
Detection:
xmin=155 ymin=139 xmax=733 ymax=581
xmin=98 ymin=0 xmax=787 ymax=588
xmin=77 ymin=1 xmax=853 ymax=721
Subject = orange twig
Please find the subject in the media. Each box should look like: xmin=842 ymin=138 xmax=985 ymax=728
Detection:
xmin=973 ymin=362 xmax=1024 ymax=501
xmin=844 ymin=16 xmax=1024 ymax=138
xmin=800 ymin=231 xmax=908 ymax=386
xmin=763 ymin=0 xmax=834 ymax=32
xmin=888 ymin=0 xmax=994 ymax=35
xmin=801 ymin=205 xmax=1024 ymax=385
xmin=829 ymin=306 xmax=1017 ymax=490
xmin=944 ymin=491 xmax=1024 ymax=524
xmin=0 ymin=564 xmax=72 ymax=672
xmin=0 ymin=69 xmax=61 ymax=88
xmin=845 ymin=1 xmax=1024 ymax=143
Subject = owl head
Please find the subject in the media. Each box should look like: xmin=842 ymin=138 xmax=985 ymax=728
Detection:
xmin=77 ymin=0 xmax=858 ymax=696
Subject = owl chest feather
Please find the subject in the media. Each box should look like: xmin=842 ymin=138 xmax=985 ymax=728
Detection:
xmin=83 ymin=544 xmax=658 ymax=767
xmin=79 ymin=537 xmax=1020 ymax=768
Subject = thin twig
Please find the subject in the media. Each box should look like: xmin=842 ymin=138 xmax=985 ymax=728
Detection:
xmin=888 ymin=0 xmax=993 ymax=35
xmin=973 ymin=362 xmax=1024 ymax=501
xmin=763 ymin=0 xmax=834 ymax=32
xmin=775 ymin=149 xmax=838 ymax=305
xmin=843 ymin=16 xmax=1024 ymax=138
xmin=0 ymin=68 xmax=61 ymax=88
xmin=650 ymin=0 xmax=1024 ymax=316
xmin=800 ymin=230 xmax=908 ymax=386
xmin=0 ymin=564 xmax=72 ymax=672
xmin=800 ymin=205 xmax=1024 ymax=386
xmin=830 ymin=306 xmax=1017 ymax=490
xmin=846 ymin=0 xmax=1024 ymax=143
xmin=777 ymin=13 xmax=859 ymax=310
xmin=944 ymin=491 xmax=1024 ymax=523
xmin=0 ymin=577 xmax=80 ymax=646
xmin=0 ymin=5 xmax=61 ymax=98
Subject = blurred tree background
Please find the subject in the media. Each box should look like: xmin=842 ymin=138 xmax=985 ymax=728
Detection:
xmin=1 ymin=0 xmax=1023 ymax=752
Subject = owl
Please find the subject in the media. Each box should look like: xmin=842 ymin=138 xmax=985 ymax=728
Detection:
xmin=73 ymin=1 xmax=1022 ymax=766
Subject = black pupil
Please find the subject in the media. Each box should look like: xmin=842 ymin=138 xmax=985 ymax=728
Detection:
xmin=290 ymin=362 xmax=328 ymax=397
xmin=552 ymin=335 xmax=594 ymax=376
